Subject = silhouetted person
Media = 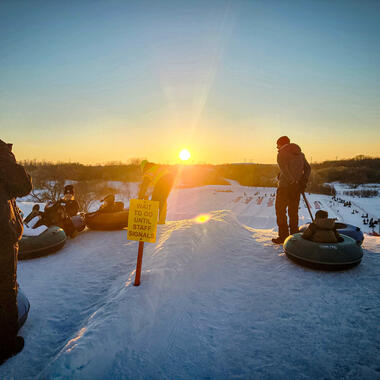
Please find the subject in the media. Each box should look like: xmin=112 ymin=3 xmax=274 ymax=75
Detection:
xmin=59 ymin=185 xmax=79 ymax=217
xmin=272 ymin=136 xmax=311 ymax=244
xmin=0 ymin=140 xmax=32 ymax=364
xmin=98 ymin=194 xmax=116 ymax=213
xmin=138 ymin=161 xmax=176 ymax=224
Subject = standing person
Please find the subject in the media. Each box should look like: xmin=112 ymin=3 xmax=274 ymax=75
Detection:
xmin=138 ymin=160 xmax=176 ymax=224
xmin=0 ymin=140 xmax=32 ymax=364
xmin=272 ymin=136 xmax=311 ymax=244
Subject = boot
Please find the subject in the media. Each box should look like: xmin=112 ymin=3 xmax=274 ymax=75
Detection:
xmin=0 ymin=336 xmax=24 ymax=365
xmin=272 ymin=225 xmax=289 ymax=244
xmin=271 ymin=236 xmax=288 ymax=244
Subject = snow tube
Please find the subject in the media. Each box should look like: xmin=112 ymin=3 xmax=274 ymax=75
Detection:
xmin=284 ymin=233 xmax=363 ymax=271
xmin=71 ymin=214 xmax=86 ymax=232
xmin=19 ymin=226 xmax=67 ymax=260
xmin=299 ymin=222 xmax=364 ymax=245
xmin=85 ymin=210 xmax=129 ymax=230
xmin=17 ymin=290 xmax=30 ymax=330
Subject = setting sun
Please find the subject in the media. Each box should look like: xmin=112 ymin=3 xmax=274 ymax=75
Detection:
xmin=179 ymin=149 xmax=191 ymax=161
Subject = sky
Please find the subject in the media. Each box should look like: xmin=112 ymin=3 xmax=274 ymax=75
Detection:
xmin=0 ymin=0 xmax=379 ymax=164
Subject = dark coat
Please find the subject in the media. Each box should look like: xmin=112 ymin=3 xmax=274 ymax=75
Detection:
xmin=277 ymin=143 xmax=311 ymax=188
xmin=302 ymin=218 xmax=343 ymax=243
xmin=0 ymin=140 xmax=32 ymax=244
xmin=60 ymin=199 xmax=79 ymax=217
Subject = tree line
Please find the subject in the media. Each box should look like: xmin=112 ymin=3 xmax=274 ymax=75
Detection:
xmin=20 ymin=156 xmax=379 ymax=200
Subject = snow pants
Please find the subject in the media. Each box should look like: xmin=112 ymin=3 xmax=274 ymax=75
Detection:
xmin=0 ymin=242 xmax=19 ymax=346
xmin=275 ymin=186 xmax=301 ymax=238
xmin=152 ymin=175 xmax=174 ymax=224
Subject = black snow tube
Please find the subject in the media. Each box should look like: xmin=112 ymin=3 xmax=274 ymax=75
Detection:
xmin=19 ymin=226 xmax=67 ymax=260
xmin=284 ymin=233 xmax=363 ymax=271
xmin=85 ymin=210 xmax=129 ymax=230
xmin=17 ymin=290 xmax=30 ymax=330
xmin=299 ymin=222 xmax=364 ymax=245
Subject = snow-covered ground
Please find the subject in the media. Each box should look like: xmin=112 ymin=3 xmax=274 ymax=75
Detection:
xmin=1 ymin=183 xmax=380 ymax=379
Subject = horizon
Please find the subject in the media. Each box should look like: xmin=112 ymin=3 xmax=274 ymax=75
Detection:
xmin=1 ymin=0 xmax=380 ymax=164
xmin=18 ymin=153 xmax=380 ymax=167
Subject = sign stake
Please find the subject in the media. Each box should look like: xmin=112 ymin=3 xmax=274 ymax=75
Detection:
xmin=134 ymin=241 xmax=145 ymax=286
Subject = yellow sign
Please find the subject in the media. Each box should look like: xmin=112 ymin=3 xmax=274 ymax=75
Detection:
xmin=127 ymin=199 xmax=159 ymax=243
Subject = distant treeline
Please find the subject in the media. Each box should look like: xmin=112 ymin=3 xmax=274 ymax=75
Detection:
xmin=21 ymin=159 xmax=142 ymax=183
xmin=20 ymin=155 xmax=380 ymax=197
xmin=214 ymin=164 xmax=335 ymax=195
xmin=311 ymin=155 xmax=380 ymax=184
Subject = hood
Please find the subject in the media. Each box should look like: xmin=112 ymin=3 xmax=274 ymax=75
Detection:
xmin=280 ymin=143 xmax=302 ymax=155
xmin=315 ymin=218 xmax=336 ymax=230
xmin=0 ymin=139 xmax=12 ymax=152
xmin=0 ymin=139 xmax=16 ymax=163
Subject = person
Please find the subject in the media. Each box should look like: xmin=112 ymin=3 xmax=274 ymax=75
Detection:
xmin=32 ymin=185 xmax=79 ymax=237
xmin=302 ymin=210 xmax=343 ymax=243
xmin=272 ymin=136 xmax=311 ymax=244
xmin=97 ymin=194 xmax=115 ymax=213
xmin=138 ymin=160 xmax=176 ymax=224
xmin=0 ymin=139 xmax=32 ymax=364
xmin=59 ymin=185 xmax=79 ymax=217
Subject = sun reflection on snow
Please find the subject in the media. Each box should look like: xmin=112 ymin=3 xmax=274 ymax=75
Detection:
xmin=66 ymin=327 xmax=87 ymax=352
xmin=194 ymin=214 xmax=211 ymax=224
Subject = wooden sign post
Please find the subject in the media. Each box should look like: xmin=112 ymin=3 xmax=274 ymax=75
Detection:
xmin=127 ymin=199 xmax=159 ymax=286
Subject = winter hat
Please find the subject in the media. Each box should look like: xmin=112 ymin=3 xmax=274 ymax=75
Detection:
xmin=276 ymin=136 xmax=290 ymax=147
xmin=64 ymin=184 xmax=74 ymax=195
xmin=315 ymin=210 xmax=328 ymax=219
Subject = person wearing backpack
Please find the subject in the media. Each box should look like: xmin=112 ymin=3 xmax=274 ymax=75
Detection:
xmin=0 ymin=140 xmax=32 ymax=364
xmin=272 ymin=136 xmax=311 ymax=244
xmin=138 ymin=161 xmax=176 ymax=224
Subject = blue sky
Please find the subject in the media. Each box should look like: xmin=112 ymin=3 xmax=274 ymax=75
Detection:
xmin=1 ymin=0 xmax=379 ymax=163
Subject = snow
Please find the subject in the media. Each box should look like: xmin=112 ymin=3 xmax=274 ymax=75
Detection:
xmin=1 ymin=183 xmax=380 ymax=379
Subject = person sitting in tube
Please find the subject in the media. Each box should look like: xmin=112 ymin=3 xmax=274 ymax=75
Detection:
xmin=59 ymin=185 xmax=79 ymax=217
xmin=302 ymin=210 xmax=344 ymax=243
xmin=98 ymin=194 xmax=115 ymax=213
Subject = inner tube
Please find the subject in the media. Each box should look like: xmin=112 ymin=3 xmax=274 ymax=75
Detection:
xmin=284 ymin=233 xmax=363 ymax=271
xmin=85 ymin=210 xmax=129 ymax=230
xmin=17 ymin=290 xmax=30 ymax=330
xmin=299 ymin=222 xmax=364 ymax=245
xmin=19 ymin=226 xmax=67 ymax=260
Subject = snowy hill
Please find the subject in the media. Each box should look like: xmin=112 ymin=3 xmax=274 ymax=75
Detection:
xmin=1 ymin=184 xmax=380 ymax=379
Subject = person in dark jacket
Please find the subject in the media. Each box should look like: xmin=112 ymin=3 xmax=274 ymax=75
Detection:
xmin=272 ymin=136 xmax=311 ymax=244
xmin=25 ymin=185 xmax=80 ymax=237
xmin=0 ymin=140 xmax=32 ymax=364
xmin=98 ymin=194 xmax=116 ymax=213
xmin=302 ymin=210 xmax=343 ymax=243
xmin=59 ymin=185 xmax=79 ymax=217
xmin=138 ymin=161 xmax=176 ymax=224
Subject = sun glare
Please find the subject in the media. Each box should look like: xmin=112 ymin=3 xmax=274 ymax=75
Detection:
xmin=195 ymin=214 xmax=211 ymax=224
xmin=179 ymin=149 xmax=191 ymax=161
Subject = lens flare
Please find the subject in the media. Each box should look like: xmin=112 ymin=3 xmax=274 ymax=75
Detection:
xmin=194 ymin=213 xmax=211 ymax=224
xmin=179 ymin=149 xmax=191 ymax=161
